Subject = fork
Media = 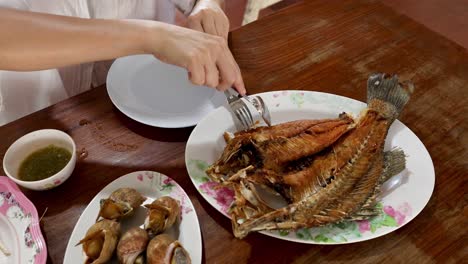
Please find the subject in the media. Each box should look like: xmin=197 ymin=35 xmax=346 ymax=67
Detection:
xmin=224 ymin=88 xmax=254 ymax=130
xmin=244 ymin=95 xmax=272 ymax=127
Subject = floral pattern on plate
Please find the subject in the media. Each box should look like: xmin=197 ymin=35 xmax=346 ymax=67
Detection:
xmin=0 ymin=177 xmax=47 ymax=263
xmin=187 ymin=160 xmax=412 ymax=243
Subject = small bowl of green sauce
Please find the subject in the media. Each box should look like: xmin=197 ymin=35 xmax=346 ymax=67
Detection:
xmin=3 ymin=129 xmax=76 ymax=191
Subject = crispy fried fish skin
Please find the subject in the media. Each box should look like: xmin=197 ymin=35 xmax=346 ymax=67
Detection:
xmin=257 ymin=116 xmax=355 ymax=171
xmin=207 ymin=115 xmax=355 ymax=178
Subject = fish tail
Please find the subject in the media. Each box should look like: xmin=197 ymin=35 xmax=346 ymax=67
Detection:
xmin=380 ymin=149 xmax=406 ymax=183
xmin=367 ymin=73 xmax=414 ymax=120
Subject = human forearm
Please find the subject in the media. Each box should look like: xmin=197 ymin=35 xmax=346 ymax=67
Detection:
xmin=0 ymin=6 xmax=245 ymax=94
xmin=0 ymin=8 xmax=154 ymax=71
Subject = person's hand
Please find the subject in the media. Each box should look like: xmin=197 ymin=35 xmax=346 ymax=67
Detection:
xmin=146 ymin=22 xmax=245 ymax=95
xmin=187 ymin=0 xmax=229 ymax=40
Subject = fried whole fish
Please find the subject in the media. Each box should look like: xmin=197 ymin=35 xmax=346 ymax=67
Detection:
xmin=206 ymin=73 xmax=413 ymax=238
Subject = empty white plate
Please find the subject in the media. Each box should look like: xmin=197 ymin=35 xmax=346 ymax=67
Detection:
xmin=107 ymin=55 xmax=226 ymax=128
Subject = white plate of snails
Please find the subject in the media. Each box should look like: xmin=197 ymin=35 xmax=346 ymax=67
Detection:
xmin=63 ymin=171 xmax=202 ymax=264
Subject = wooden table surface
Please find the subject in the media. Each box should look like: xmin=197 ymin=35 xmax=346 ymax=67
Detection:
xmin=1 ymin=0 xmax=467 ymax=263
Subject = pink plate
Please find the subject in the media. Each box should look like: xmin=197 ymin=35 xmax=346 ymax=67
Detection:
xmin=0 ymin=177 xmax=47 ymax=263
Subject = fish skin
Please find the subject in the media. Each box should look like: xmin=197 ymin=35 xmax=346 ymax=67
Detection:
xmin=207 ymin=115 xmax=355 ymax=178
xmin=257 ymin=117 xmax=355 ymax=171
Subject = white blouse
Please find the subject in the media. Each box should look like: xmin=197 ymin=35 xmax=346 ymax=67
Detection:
xmin=0 ymin=0 xmax=196 ymax=125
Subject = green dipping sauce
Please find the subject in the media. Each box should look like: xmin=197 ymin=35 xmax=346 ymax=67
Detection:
xmin=18 ymin=145 xmax=72 ymax=181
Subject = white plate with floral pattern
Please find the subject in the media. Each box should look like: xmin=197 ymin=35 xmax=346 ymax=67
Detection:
xmin=0 ymin=176 xmax=47 ymax=264
xmin=63 ymin=171 xmax=202 ymax=263
xmin=185 ymin=90 xmax=435 ymax=244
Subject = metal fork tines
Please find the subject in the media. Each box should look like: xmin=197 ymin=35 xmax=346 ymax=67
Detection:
xmin=233 ymin=99 xmax=255 ymax=130
xmin=224 ymin=89 xmax=254 ymax=130
xmin=245 ymin=95 xmax=272 ymax=127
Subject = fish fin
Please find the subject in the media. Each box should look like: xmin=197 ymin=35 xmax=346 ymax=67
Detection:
xmin=346 ymin=199 xmax=381 ymax=221
xmin=381 ymin=149 xmax=406 ymax=183
xmin=318 ymin=209 xmax=347 ymax=218
xmin=352 ymin=208 xmax=379 ymax=216
xmin=340 ymin=149 xmax=405 ymax=215
xmin=349 ymin=149 xmax=406 ymax=216
xmin=367 ymin=73 xmax=414 ymax=120
xmin=346 ymin=214 xmax=375 ymax=221
xmin=346 ymin=206 xmax=380 ymax=221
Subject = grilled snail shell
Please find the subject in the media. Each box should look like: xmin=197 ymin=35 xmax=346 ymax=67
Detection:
xmin=146 ymin=234 xmax=191 ymax=264
xmin=117 ymin=227 xmax=149 ymax=264
xmin=97 ymin=188 xmax=146 ymax=221
xmin=144 ymin=196 xmax=180 ymax=236
xmin=76 ymin=219 xmax=120 ymax=264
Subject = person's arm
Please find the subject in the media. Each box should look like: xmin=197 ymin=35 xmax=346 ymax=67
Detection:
xmin=0 ymin=8 xmax=148 ymax=71
xmin=0 ymin=7 xmax=245 ymax=94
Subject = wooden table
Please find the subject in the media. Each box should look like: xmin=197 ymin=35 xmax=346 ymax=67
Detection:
xmin=1 ymin=0 xmax=466 ymax=263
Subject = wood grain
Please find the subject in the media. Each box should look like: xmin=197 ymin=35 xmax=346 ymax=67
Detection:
xmin=0 ymin=0 xmax=466 ymax=263
xmin=382 ymin=0 xmax=468 ymax=49
xmin=258 ymin=0 xmax=303 ymax=18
